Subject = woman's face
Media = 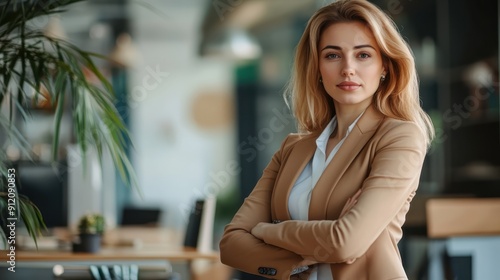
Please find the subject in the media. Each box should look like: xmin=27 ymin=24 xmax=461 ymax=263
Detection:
xmin=318 ymin=21 xmax=385 ymax=111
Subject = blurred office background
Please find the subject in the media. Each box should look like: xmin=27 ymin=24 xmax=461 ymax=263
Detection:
xmin=2 ymin=0 xmax=499 ymax=279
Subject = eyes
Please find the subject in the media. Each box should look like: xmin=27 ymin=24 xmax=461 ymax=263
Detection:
xmin=324 ymin=52 xmax=372 ymax=60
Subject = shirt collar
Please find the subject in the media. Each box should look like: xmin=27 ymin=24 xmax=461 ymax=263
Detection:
xmin=315 ymin=111 xmax=366 ymax=153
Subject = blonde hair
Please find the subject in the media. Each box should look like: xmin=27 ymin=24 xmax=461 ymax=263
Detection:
xmin=286 ymin=0 xmax=434 ymax=146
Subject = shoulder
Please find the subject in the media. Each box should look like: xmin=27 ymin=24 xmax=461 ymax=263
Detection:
xmin=357 ymin=106 xmax=425 ymax=146
xmin=378 ymin=118 xmax=423 ymax=137
xmin=375 ymin=117 xmax=426 ymax=152
xmin=379 ymin=117 xmax=421 ymax=133
xmin=281 ymin=132 xmax=312 ymax=146
xmin=278 ymin=133 xmax=314 ymax=153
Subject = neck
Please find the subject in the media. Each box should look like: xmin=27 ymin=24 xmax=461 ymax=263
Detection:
xmin=332 ymin=102 xmax=371 ymax=139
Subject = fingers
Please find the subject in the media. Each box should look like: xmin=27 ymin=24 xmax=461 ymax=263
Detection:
xmin=352 ymin=188 xmax=362 ymax=200
xmin=339 ymin=199 xmax=351 ymax=217
xmin=250 ymin=223 xmax=264 ymax=239
xmin=341 ymin=197 xmax=356 ymax=216
xmin=340 ymin=189 xmax=363 ymax=217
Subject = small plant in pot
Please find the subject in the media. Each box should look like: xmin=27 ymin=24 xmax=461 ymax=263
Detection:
xmin=73 ymin=213 xmax=105 ymax=253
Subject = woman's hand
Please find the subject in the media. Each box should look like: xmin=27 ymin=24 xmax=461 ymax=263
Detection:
xmin=251 ymin=222 xmax=271 ymax=240
xmin=340 ymin=188 xmax=362 ymax=217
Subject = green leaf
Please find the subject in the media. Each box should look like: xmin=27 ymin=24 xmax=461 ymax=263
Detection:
xmin=0 ymin=0 xmax=143 ymax=247
xmin=18 ymin=195 xmax=47 ymax=248
xmin=52 ymin=81 xmax=65 ymax=161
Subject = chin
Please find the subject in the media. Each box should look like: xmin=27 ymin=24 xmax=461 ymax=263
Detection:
xmin=333 ymin=97 xmax=366 ymax=105
xmin=332 ymin=95 xmax=374 ymax=108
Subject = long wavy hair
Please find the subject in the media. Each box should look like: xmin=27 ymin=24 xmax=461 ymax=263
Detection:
xmin=286 ymin=0 xmax=434 ymax=146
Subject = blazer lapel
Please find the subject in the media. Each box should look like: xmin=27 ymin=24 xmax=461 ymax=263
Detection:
xmin=308 ymin=105 xmax=384 ymax=220
xmin=272 ymin=136 xmax=316 ymax=221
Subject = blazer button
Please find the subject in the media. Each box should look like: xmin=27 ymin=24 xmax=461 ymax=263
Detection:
xmin=258 ymin=266 xmax=277 ymax=275
xmin=268 ymin=268 xmax=277 ymax=276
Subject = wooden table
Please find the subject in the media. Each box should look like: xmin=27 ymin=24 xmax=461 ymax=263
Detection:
xmin=425 ymin=198 xmax=500 ymax=280
xmin=3 ymin=246 xmax=219 ymax=262
xmin=1 ymin=227 xmax=219 ymax=279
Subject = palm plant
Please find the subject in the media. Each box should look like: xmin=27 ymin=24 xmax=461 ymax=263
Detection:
xmin=0 ymin=0 xmax=137 ymax=247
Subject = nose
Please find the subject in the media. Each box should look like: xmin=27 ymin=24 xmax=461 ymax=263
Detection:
xmin=341 ymin=59 xmax=355 ymax=77
xmin=342 ymin=68 xmax=354 ymax=77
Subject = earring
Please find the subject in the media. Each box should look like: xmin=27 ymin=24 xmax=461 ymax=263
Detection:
xmin=319 ymin=77 xmax=323 ymax=83
xmin=381 ymin=74 xmax=386 ymax=82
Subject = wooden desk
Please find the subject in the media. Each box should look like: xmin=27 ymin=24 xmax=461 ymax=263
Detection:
xmin=426 ymin=198 xmax=500 ymax=238
xmin=1 ymin=227 xmax=219 ymax=279
xmin=425 ymin=198 xmax=500 ymax=280
xmin=2 ymin=227 xmax=218 ymax=260
xmin=3 ymin=246 xmax=219 ymax=262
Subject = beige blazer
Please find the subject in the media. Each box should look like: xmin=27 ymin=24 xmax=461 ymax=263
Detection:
xmin=220 ymin=105 xmax=427 ymax=280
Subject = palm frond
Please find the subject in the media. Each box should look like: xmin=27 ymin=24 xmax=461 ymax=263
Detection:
xmin=0 ymin=190 xmax=46 ymax=249
xmin=0 ymin=0 xmax=83 ymax=37
xmin=1 ymin=11 xmax=137 ymax=189
xmin=18 ymin=194 xmax=46 ymax=247
xmin=0 ymin=0 xmax=139 ymax=248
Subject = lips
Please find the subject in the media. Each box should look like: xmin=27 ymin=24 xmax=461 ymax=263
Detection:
xmin=337 ymin=81 xmax=361 ymax=91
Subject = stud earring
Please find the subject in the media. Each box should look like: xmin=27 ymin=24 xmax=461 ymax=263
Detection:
xmin=319 ymin=77 xmax=323 ymax=83
xmin=381 ymin=74 xmax=386 ymax=82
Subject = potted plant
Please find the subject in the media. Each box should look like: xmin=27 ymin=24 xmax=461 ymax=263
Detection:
xmin=73 ymin=213 xmax=105 ymax=253
xmin=0 ymin=0 xmax=137 ymax=248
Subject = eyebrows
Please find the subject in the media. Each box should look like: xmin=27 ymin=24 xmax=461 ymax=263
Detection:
xmin=320 ymin=44 xmax=376 ymax=52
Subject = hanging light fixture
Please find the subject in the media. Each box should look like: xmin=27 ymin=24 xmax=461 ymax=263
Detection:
xmin=109 ymin=33 xmax=139 ymax=68
xmin=43 ymin=16 xmax=66 ymax=39
xmin=226 ymin=29 xmax=262 ymax=60
xmin=202 ymin=28 xmax=262 ymax=60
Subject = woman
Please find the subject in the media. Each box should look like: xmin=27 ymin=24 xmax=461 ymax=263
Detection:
xmin=220 ymin=0 xmax=434 ymax=279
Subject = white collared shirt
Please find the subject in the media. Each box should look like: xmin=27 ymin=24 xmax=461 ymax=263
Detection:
xmin=288 ymin=112 xmax=364 ymax=280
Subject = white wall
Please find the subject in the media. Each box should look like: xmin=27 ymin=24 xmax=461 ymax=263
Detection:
xmin=129 ymin=57 xmax=236 ymax=229
xmin=128 ymin=2 xmax=237 ymax=230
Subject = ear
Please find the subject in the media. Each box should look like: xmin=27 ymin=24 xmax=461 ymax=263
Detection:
xmin=381 ymin=57 xmax=389 ymax=75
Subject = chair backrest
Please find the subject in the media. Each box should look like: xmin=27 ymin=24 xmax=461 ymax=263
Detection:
xmin=183 ymin=196 xmax=216 ymax=252
xmin=120 ymin=206 xmax=162 ymax=227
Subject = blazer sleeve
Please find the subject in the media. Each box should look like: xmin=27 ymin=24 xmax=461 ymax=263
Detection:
xmin=219 ymin=135 xmax=315 ymax=280
xmin=258 ymin=122 xmax=427 ymax=263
